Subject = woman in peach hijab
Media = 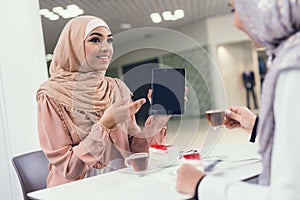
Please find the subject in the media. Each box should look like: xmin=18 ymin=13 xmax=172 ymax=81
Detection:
xmin=37 ymin=16 xmax=168 ymax=187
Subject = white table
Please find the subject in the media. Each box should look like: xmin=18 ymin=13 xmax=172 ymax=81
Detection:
xmin=28 ymin=144 xmax=262 ymax=200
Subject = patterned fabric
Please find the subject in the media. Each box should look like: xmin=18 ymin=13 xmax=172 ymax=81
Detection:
xmin=235 ymin=0 xmax=300 ymax=185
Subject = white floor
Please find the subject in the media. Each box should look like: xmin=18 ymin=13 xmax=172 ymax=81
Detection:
xmin=165 ymin=117 xmax=251 ymax=155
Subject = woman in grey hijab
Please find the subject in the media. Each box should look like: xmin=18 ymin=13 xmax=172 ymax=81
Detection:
xmin=176 ymin=0 xmax=300 ymax=199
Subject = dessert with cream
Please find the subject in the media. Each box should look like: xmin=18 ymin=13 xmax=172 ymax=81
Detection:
xmin=182 ymin=151 xmax=204 ymax=171
xmin=149 ymin=144 xmax=179 ymax=167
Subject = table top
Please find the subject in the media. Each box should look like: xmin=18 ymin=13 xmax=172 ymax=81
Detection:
xmin=28 ymin=143 xmax=262 ymax=200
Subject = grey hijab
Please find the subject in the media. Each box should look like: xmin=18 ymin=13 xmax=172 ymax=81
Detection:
xmin=235 ymin=0 xmax=300 ymax=185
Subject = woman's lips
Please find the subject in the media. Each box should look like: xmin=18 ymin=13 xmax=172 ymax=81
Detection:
xmin=96 ymin=55 xmax=110 ymax=62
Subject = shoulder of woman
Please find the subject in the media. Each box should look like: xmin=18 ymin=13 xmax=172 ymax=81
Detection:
xmin=36 ymin=86 xmax=48 ymax=102
xmin=36 ymin=86 xmax=60 ymax=107
xmin=36 ymin=92 xmax=58 ymax=106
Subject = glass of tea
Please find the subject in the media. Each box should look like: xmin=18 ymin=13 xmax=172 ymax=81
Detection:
xmin=124 ymin=152 xmax=149 ymax=176
xmin=205 ymin=109 xmax=225 ymax=130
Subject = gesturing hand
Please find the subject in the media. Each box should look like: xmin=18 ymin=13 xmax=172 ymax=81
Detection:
xmin=100 ymin=98 xmax=146 ymax=129
xmin=145 ymin=87 xmax=189 ymax=126
xmin=224 ymin=106 xmax=257 ymax=133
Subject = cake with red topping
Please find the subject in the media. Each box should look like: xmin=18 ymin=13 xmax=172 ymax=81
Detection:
xmin=149 ymin=144 xmax=179 ymax=167
xmin=182 ymin=151 xmax=204 ymax=171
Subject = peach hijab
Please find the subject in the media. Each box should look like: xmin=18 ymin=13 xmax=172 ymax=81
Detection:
xmin=37 ymin=16 xmax=131 ymax=139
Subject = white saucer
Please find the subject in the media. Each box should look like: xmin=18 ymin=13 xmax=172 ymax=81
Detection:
xmin=119 ymin=165 xmax=161 ymax=176
xmin=149 ymin=157 xmax=180 ymax=168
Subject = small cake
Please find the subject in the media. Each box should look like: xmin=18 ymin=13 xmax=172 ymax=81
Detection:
xmin=182 ymin=151 xmax=204 ymax=171
xmin=149 ymin=144 xmax=179 ymax=167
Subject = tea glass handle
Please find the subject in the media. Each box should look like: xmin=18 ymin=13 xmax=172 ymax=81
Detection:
xmin=124 ymin=157 xmax=131 ymax=167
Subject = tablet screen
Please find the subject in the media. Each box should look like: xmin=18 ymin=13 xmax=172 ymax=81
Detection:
xmin=150 ymin=68 xmax=185 ymax=115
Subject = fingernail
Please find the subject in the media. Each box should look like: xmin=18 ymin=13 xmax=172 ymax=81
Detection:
xmin=224 ymin=109 xmax=230 ymax=115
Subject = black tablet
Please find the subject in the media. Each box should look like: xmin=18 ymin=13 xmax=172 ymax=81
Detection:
xmin=150 ymin=68 xmax=185 ymax=115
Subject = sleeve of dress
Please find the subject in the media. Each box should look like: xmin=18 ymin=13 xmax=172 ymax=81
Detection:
xmin=249 ymin=116 xmax=259 ymax=143
xmin=37 ymin=94 xmax=114 ymax=180
xmin=113 ymin=78 xmax=167 ymax=152
xmin=197 ymin=70 xmax=300 ymax=200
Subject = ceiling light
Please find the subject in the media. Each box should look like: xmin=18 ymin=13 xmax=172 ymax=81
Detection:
xmin=151 ymin=9 xmax=185 ymax=23
xmin=52 ymin=6 xmax=63 ymax=13
xmin=162 ymin=11 xmax=172 ymax=21
xmin=170 ymin=15 xmax=178 ymax=21
xmin=120 ymin=23 xmax=132 ymax=29
xmin=77 ymin=9 xmax=84 ymax=15
xmin=40 ymin=4 xmax=84 ymax=21
xmin=46 ymin=54 xmax=53 ymax=62
xmin=49 ymin=15 xmax=59 ymax=21
xmin=67 ymin=4 xmax=79 ymax=10
xmin=40 ymin=9 xmax=50 ymax=16
xmin=150 ymin=13 xmax=162 ymax=23
xmin=174 ymin=9 xmax=184 ymax=19
xmin=44 ymin=12 xmax=56 ymax=18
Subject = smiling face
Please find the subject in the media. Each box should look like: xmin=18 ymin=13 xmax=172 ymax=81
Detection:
xmin=84 ymin=26 xmax=113 ymax=71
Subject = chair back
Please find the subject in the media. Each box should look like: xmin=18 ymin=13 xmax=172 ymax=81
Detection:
xmin=12 ymin=150 xmax=49 ymax=200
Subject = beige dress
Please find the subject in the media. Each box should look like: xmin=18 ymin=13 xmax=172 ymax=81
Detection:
xmin=37 ymin=79 xmax=166 ymax=187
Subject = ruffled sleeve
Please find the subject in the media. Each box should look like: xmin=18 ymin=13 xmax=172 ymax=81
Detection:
xmin=37 ymin=93 xmax=116 ymax=187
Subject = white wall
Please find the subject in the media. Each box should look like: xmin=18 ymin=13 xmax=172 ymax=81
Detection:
xmin=0 ymin=0 xmax=48 ymax=199
xmin=217 ymin=41 xmax=261 ymax=107
xmin=206 ymin=14 xmax=249 ymax=45
xmin=205 ymin=14 xmax=259 ymax=108
xmin=112 ymin=20 xmax=208 ymax=67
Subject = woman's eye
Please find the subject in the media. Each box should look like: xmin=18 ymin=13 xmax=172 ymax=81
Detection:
xmin=107 ymin=38 xmax=113 ymax=44
xmin=230 ymin=8 xmax=235 ymax=13
xmin=89 ymin=37 xmax=101 ymax=43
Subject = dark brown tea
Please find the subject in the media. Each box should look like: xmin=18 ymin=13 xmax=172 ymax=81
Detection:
xmin=131 ymin=156 xmax=148 ymax=171
xmin=205 ymin=110 xmax=225 ymax=129
xmin=125 ymin=153 xmax=149 ymax=172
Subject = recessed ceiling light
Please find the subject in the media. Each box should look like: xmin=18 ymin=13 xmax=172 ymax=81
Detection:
xmin=120 ymin=23 xmax=132 ymax=30
xmin=174 ymin=9 xmax=184 ymax=19
xmin=40 ymin=9 xmax=50 ymax=16
xmin=150 ymin=13 xmax=162 ymax=23
xmin=40 ymin=4 xmax=84 ymax=21
xmin=67 ymin=4 xmax=79 ymax=10
xmin=46 ymin=54 xmax=53 ymax=62
xmin=170 ymin=15 xmax=178 ymax=21
xmin=162 ymin=11 xmax=172 ymax=21
xmin=52 ymin=6 xmax=63 ymax=13
xmin=151 ymin=9 xmax=184 ymax=23
xmin=49 ymin=14 xmax=59 ymax=21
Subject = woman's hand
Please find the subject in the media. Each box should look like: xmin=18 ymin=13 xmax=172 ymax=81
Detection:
xmin=145 ymin=87 xmax=188 ymax=126
xmin=224 ymin=106 xmax=257 ymax=133
xmin=145 ymin=89 xmax=170 ymax=126
xmin=176 ymin=164 xmax=205 ymax=195
xmin=100 ymin=98 xmax=146 ymax=129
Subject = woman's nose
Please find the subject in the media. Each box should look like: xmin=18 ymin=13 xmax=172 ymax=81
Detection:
xmin=100 ymin=40 xmax=110 ymax=51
